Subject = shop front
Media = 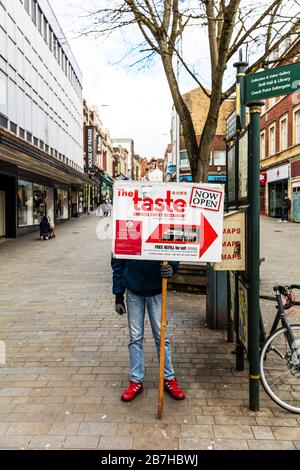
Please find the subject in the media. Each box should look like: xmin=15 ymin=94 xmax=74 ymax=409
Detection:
xmin=260 ymin=172 xmax=267 ymax=215
xmin=100 ymin=172 xmax=113 ymax=201
xmin=18 ymin=180 xmax=57 ymax=228
xmin=0 ymin=163 xmax=16 ymax=238
xmin=291 ymin=160 xmax=300 ymax=222
xmin=267 ymin=164 xmax=289 ymax=218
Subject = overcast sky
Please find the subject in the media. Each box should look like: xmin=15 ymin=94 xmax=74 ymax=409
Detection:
xmin=48 ymin=0 xmax=182 ymax=159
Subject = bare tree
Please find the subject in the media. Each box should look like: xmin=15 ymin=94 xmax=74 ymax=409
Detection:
xmin=79 ymin=0 xmax=300 ymax=181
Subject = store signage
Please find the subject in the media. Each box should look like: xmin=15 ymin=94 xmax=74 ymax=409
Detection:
xmin=260 ymin=172 xmax=267 ymax=186
xmin=267 ymin=164 xmax=289 ymax=183
xmin=112 ymin=181 xmax=225 ymax=262
xmin=245 ymin=62 xmax=300 ymax=102
xmin=86 ymin=127 xmax=94 ymax=171
xmin=213 ymin=211 xmax=246 ymax=271
xmin=208 ymin=175 xmax=226 ymax=183
xmin=97 ymin=135 xmax=102 ymax=154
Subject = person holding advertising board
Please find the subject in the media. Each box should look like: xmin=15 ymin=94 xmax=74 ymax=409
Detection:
xmin=111 ymin=181 xmax=224 ymax=410
xmin=112 ymin=257 xmax=185 ymax=402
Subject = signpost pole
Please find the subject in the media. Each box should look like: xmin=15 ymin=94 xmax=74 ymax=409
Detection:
xmin=158 ymin=260 xmax=168 ymax=420
xmin=233 ymin=54 xmax=248 ymax=130
xmin=247 ymin=100 xmax=264 ymax=411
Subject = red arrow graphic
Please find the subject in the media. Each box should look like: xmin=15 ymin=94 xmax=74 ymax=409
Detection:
xmin=146 ymin=214 xmax=218 ymax=258
xmin=199 ymin=213 xmax=218 ymax=257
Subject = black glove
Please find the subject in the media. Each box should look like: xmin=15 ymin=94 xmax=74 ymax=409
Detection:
xmin=160 ymin=264 xmax=174 ymax=278
xmin=115 ymin=293 xmax=126 ymax=315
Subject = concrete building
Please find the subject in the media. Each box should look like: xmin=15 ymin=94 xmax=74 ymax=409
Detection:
xmin=0 ymin=0 xmax=87 ymax=237
xmin=170 ymin=87 xmax=235 ymax=182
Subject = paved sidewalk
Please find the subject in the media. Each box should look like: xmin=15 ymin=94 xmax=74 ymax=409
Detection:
xmin=260 ymin=216 xmax=300 ymax=296
xmin=0 ymin=215 xmax=299 ymax=450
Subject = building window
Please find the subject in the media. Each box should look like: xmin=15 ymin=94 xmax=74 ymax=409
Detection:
xmin=56 ymin=189 xmax=68 ymax=220
xmin=53 ymin=37 xmax=57 ymax=58
xmin=26 ymin=131 xmax=32 ymax=143
xmin=0 ymin=70 xmax=8 ymax=117
xmin=10 ymin=122 xmax=17 ymax=134
xmin=43 ymin=18 xmax=48 ymax=43
xmin=18 ymin=180 xmax=33 ymax=227
xmin=269 ymin=124 xmax=276 ymax=156
xmin=295 ymin=109 xmax=300 ymax=145
xmin=280 ymin=115 xmax=288 ymax=151
xmin=31 ymin=0 xmax=36 ymax=24
xmin=49 ymin=28 xmax=53 ymax=51
xmin=260 ymin=131 xmax=266 ymax=160
xmin=38 ymin=7 xmax=42 ymax=34
xmin=24 ymin=0 xmax=30 ymax=14
xmin=214 ymin=150 xmax=226 ymax=166
xmin=179 ymin=150 xmax=189 ymax=168
xmin=19 ymin=128 xmax=25 ymax=138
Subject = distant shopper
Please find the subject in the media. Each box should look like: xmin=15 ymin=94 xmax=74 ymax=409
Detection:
xmin=280 ymin=195 xmax=291 ymax=223
xmin=100 ymin=200 xmax=109 ymax=217
xmin=39 ymin=215 xmax=51 ymax=240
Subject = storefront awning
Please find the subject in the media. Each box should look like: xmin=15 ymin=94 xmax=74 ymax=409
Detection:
xmin=0 ymin=129 xmax=91 ymax=186
xmin=100 ymin=172 xmax=114 ymax=186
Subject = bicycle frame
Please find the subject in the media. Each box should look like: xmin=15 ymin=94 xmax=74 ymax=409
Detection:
xmin=263 ymin=287 xmax=300 ymax=366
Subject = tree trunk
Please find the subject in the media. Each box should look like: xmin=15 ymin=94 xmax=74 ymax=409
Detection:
xmin=159 ymin=46 xmax=199 ymax=178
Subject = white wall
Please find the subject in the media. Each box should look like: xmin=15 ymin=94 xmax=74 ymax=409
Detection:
xmin=0 ymin=0 xmax=83 ymax=171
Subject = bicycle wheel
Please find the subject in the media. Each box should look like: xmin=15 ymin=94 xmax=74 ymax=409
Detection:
xmin=260 ymin=325 xmax=300 ymax=414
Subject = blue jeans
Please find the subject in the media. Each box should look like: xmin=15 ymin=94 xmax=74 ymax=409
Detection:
xmin=126 ymin=289 xmax=175 ymax=383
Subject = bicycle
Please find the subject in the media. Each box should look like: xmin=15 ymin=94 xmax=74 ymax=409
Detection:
xmin=259 ymin=284 xmax=300 ymax=413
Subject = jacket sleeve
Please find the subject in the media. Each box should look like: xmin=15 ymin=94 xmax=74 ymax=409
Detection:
xmin=111 ymin=256 xmax=126 ymax=295
xmin=170 ymin=261 xmax=180 ymax=275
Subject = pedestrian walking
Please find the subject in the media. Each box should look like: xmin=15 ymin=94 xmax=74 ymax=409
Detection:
xmin=279 ymin=194 xmax=291 ymax=223
xmin=100 ymin=199 xmax=109 ymax=217
xmin=111 ymin=258 xmax=186 ymax=402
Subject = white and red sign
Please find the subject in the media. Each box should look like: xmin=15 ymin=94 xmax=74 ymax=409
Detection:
xmin=112 ymin=181 xmax=224 ymax=262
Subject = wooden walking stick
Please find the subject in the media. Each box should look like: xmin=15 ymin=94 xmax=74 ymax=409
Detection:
xmin=158 ymin=260 xmax=168 ymax=420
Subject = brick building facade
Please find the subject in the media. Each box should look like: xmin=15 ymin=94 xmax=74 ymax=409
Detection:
xmin=170 ymin=87 xmax=235 ymax=182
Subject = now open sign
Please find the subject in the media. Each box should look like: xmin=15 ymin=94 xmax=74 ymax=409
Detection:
xmin=190 ymin=187 xmax=223 ymax=211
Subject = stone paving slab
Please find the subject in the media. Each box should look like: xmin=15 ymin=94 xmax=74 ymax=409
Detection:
xmin=0 ymin=214 xmax=299 ymax=450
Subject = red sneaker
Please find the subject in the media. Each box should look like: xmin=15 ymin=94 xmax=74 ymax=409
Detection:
xmin=164 ymin=378 xmax=185 ymax=400
xmin=121 ymin=381 xmax=143 ymax=402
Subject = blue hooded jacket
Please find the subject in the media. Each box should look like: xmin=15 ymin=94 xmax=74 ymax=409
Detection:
xmin=111 ymin=258 xmax=179 ymax=297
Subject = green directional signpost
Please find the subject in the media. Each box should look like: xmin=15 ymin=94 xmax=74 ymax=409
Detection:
xmin=245 ymin=62 xmax=300 ymax=102
xmin=225 ymin=60 xmax=300 ymax=412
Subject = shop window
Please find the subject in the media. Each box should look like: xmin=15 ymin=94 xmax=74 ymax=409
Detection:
xmin=33 ymin=184 xmax=46 ymax=225
xmin=56 ymin=189 xmax=68 ymax=220
xmin=45 ymin=187 xmax=54 ymax=222
xmin=18 ymin=180 xmax=33 ymax=227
